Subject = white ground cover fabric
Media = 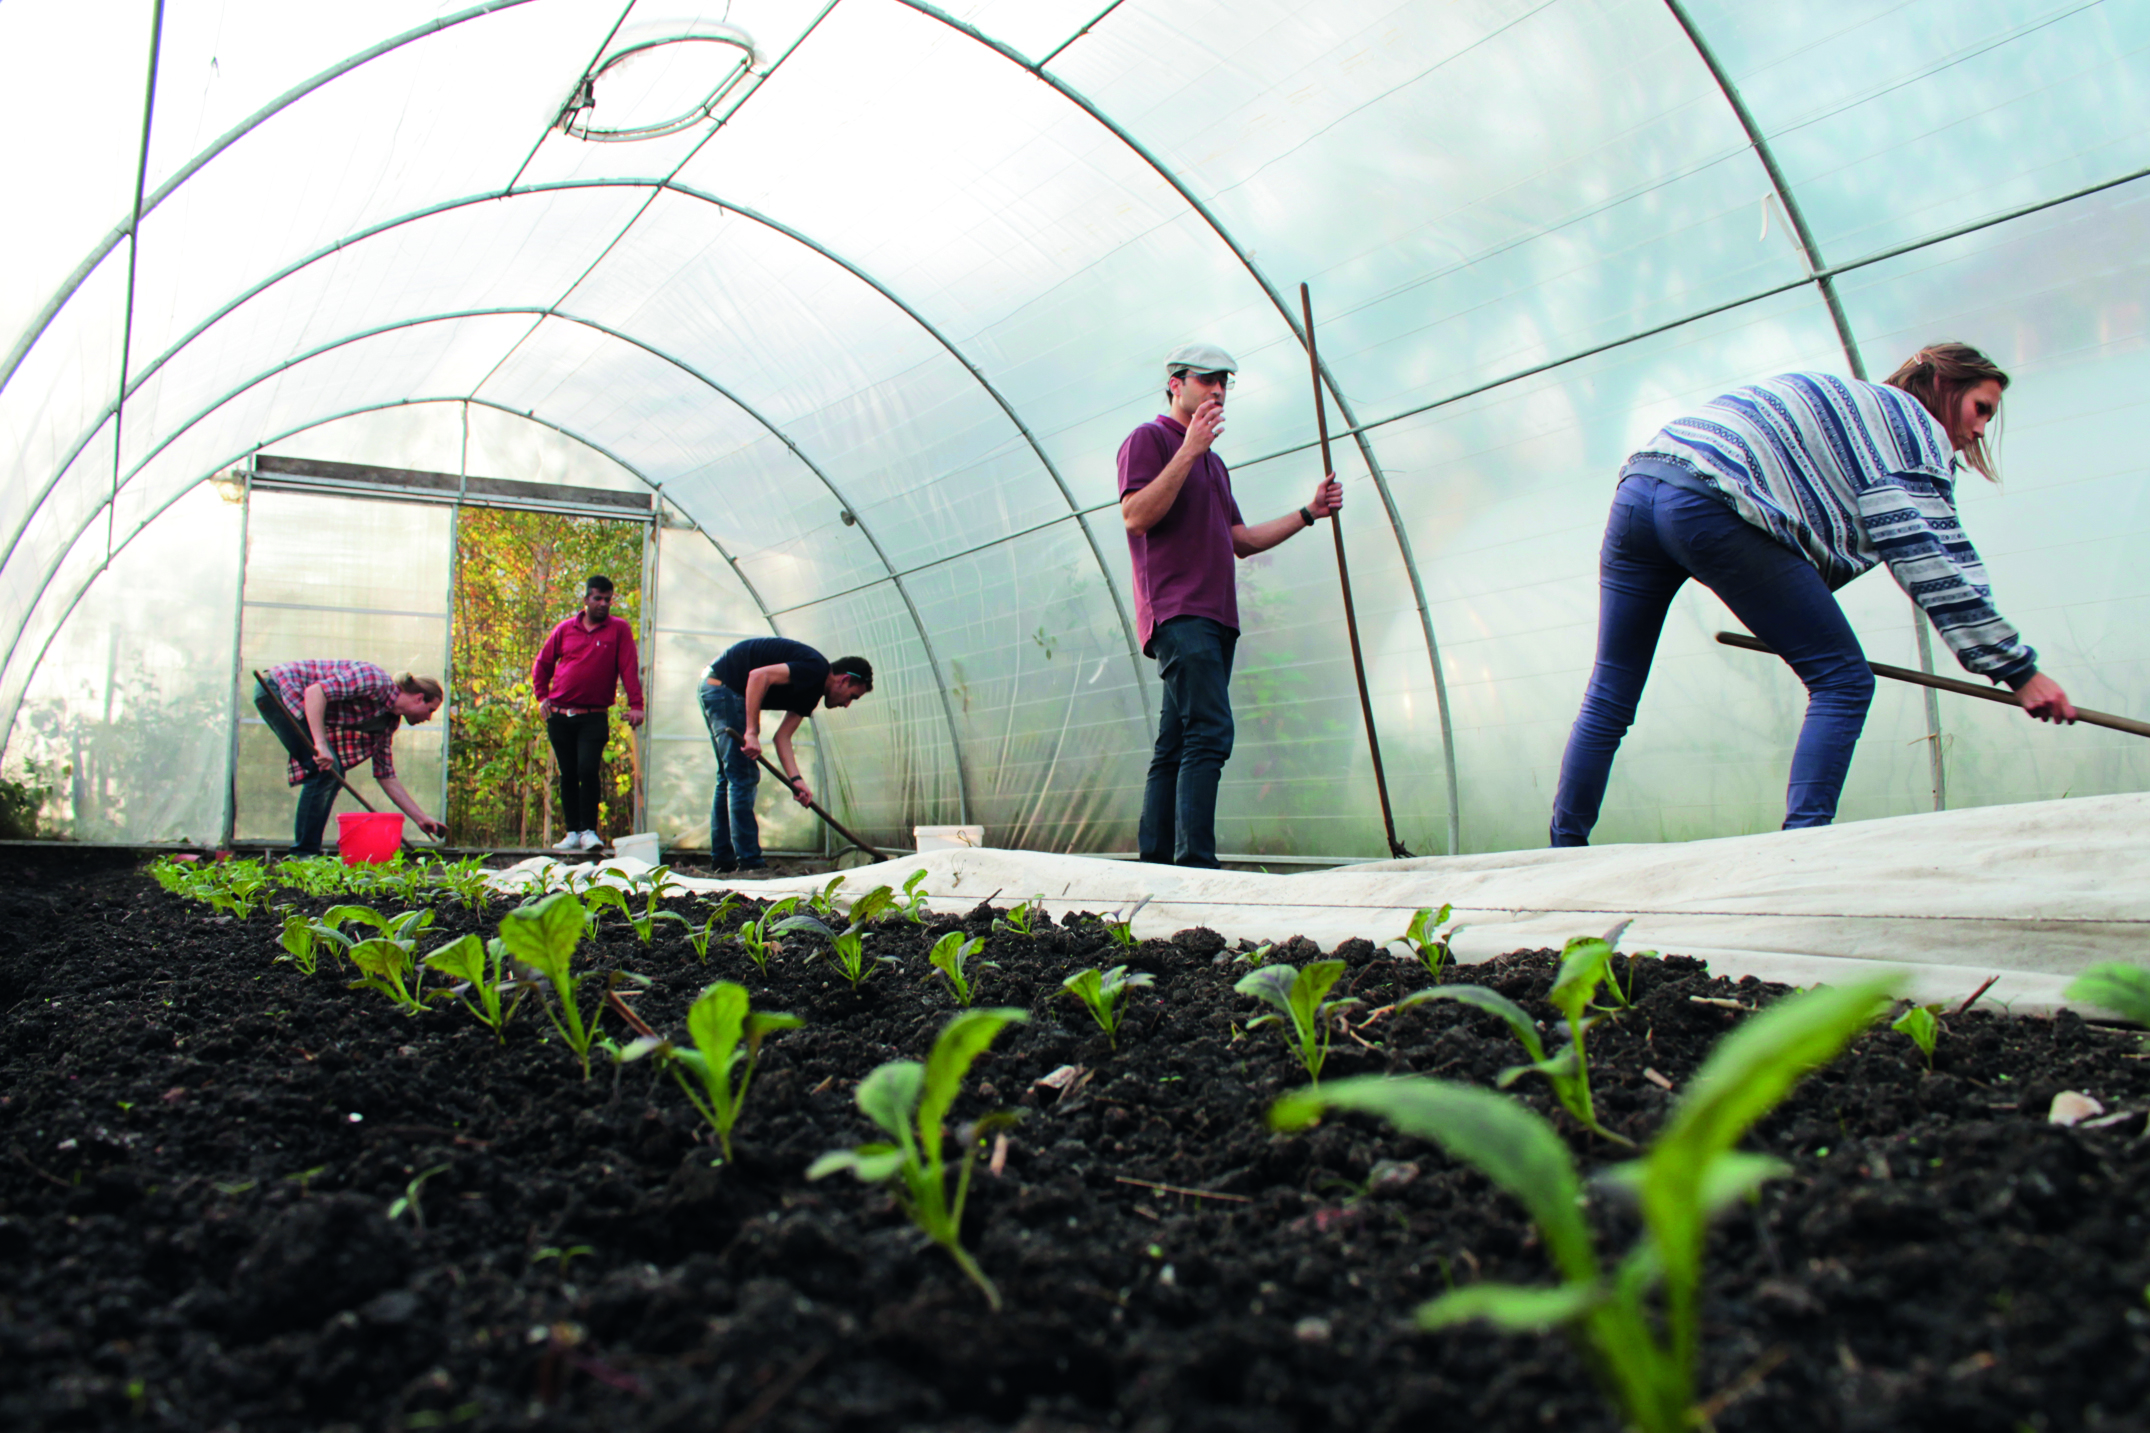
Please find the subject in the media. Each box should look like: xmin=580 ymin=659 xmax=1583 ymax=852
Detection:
xmin=573 ymin=792 xmax=2150 ymax=1016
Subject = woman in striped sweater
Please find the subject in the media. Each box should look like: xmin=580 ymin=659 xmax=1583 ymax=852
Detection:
xmin=1550 ymin=343 xmax=2075 ymax=846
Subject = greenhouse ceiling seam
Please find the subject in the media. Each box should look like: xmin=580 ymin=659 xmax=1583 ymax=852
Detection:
xmin=2 ymin=173 xmax=1157 ymax=748
xmin=1037 ymin=0 xmax=1129 ymax=69
xmin=109 ymin=0 xmax=166 ymax=575
xmin=0 ymin=394 xmax=798 ymax=762
xmin=1227 ymin=162 xmax=2150 ymax=473
xmin=500 ymin=0 xmax=639 ymax=195
xmin=0 ymin=304 xmax=978 ymax=825
xmin=896 ymin=0 xmax=1463 ymax=855
xmin=0 ymin=0 xmax=539 ymax=404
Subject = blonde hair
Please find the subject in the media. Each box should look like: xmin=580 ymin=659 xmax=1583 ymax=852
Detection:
xmin=396 ymin=673 xmax=444 ymax=703
xmin=1882 ymin=342 xmax=2009 ymax=482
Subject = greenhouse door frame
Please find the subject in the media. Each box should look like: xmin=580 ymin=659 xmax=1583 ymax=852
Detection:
xmin=222 ymin=453 xmax=657 ymax=848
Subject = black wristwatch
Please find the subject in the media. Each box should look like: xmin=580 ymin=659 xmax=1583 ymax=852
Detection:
xmin=1299 ymin=505 xmax=1315 ymax=528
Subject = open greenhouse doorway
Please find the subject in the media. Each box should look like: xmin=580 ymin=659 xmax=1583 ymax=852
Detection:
xmin=227 ymin=450 xmax=655 ymax=852
xmin=448 ymin=509 xmax=649 ymax=850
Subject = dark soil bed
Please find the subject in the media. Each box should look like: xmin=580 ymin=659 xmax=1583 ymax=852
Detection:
xmin=3 ymin=851 xmax=2147 ymax=1432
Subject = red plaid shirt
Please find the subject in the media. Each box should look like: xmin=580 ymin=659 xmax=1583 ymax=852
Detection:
xmin=263 ymin=659 xmax=401 ymax=786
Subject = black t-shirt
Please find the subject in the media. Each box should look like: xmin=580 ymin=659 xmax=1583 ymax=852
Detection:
xmin=710 ymin=638 xmax=830 ymax=716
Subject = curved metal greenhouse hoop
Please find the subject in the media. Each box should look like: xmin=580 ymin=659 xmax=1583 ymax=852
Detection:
xmin=0 ymin=0 xmax=540 ymax=402
xmin=0 ymin=309 xmax=991 ymax=823
xmin=5 ymin=177 xmax=1157 ymax=744
xmin=0 ymin=395 xmax=885 ymax=830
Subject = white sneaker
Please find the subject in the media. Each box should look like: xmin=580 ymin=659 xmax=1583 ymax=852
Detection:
xmin=579 ymin=830 xmax=605 ymax=852
xmin=552 ymin=832 xmax=583 ymax=852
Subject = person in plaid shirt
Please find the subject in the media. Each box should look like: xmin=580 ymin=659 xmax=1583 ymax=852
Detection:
xmin=253 ymin=659 xmax=447 ymax=855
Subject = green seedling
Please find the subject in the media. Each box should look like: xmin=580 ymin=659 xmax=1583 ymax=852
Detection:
xmin=584 ymin=881 xmax=688 ymax=946
xmin=1100 ymin=895 xmax=1152 ymax=952
xmin=1390 ymin=903 xmax=1463 ymax=982
xmin=275 ymin=913 xmax=320 ymax=976
xmin=684 ymin=894 xmax=744 ymax=963
xmin=1272 ymin=978 xmax=1892 ymax=1433
xmin=807 ymin=874 xmax=847 ymax=919
xmin=532 ymin=1244 xmax=594 ymax=1277
xmin=1400 ymin=983 xmax=1633 ymax=1147
xmin=927 ymin=932 xmax=996 ymax=1007
xmin=899 ymin=869 xmax=932 ymax=924
xmin=386 ymin=1163 xmax=450 ymax=1227
xmin=273 ymin=855 xmax=347 ymax=897
xmin=219 ymin=860 xmax=270 ymax=919
xmin=1235 ymin=959 xmax=1358 ymax=1084
xmin=429 ymin=853 xmax=495 ymax=912
xmin=809 ymin=1007 xmax=1029 ymax=1308
xmin=777 ymin=884 xmax=904 ymax=989
xmin=499 ymin=891 xmax=604 ymax=1079
xmin=2063 ymin=962 xmax=2150 ymax=1026
xmin=147 ymin=855 xmax=198 ymax=899
xmin=623 ymin=981 xmax=802 ymax=1160
xmin=346 ymin=938 xmax=429 ymax=1014
xmin=737 ymin=896 xmax=801 ymax=971
xmin=422 ymin=934 xmax=525 ymax=1043
xmin=1062 ymin=965 xmax=1154 ymax=1048
xmin=1891 ymin=1002 xmax=1941 ymax=1070
xmin=993 ymin=895 xmax=1047 ymax=937
xmin=775 ymin=911 xmax=891 ymax=990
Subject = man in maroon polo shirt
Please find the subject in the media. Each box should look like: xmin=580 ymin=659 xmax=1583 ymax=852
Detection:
xmin=532 ymin=574 xmax=645 ymax=852
xmin=1120 ymin=342 xmax=1342 ymax=867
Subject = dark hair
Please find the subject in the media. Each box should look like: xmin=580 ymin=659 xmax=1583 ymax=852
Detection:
xmin=395 ymin=672 xmax=444 ymax=703
xmin=585 ymin=574 xmax=614 ymax=594
xmin=830 ymin=656 xmax=874 ymax=692
xmin=1165 ymin=366 xmax=1189 ymax=403
xmin=1882 ymin=342 xmax=2009 ymax=481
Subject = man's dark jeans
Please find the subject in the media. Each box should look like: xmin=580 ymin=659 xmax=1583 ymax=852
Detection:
xmin=1550 ymin=473 xmax=1875 ymax=846
xmin=1139 ymin=615 xmax=1238 ymax=868
xmin=253 ymin=679 xmax=341 ymax=855
xmin=546 ymin=710 xmax=609 ymax=834
xmin=699 ymin=683 xmax=763 ymax=870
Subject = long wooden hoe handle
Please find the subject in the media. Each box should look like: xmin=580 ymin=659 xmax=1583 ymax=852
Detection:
xmin=1299 ymin=283 xmax=1410 ymax=858
xmin=723 ymin=729 xmax=888 ymax=862
xmin=1713 ymin=632 xmax=2150 ymax=739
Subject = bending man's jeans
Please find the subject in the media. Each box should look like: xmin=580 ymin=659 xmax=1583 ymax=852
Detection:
xmin=545 ymin=710 xmax=609 ymax=833
xmin=1139 ymin=615 xmax=1238 ymax=868
xmin=253 ymin=678 xmax=340 ymax=856
xmin=699 ymin=682 xmax=763 ymax=870
xmin=1550 ymin=473 xmax=1875 ymax=846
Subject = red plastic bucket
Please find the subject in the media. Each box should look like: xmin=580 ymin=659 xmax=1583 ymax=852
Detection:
xmin=337 ymin=811 xmax=406 ymax=865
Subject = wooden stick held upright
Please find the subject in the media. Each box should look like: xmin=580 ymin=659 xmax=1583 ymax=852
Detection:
xmin=1299 ymin=283 xmax=1410 ymax=858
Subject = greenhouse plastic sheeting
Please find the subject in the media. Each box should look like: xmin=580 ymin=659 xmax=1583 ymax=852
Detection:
xmin=681 ymin=791 xmax=2150 ymax=1016
xmin=3 ymin=1 xmax=2147 ymax=855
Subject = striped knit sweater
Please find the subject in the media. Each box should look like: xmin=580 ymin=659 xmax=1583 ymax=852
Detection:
xmin=1630 ymin=372 xmax=2038 ymax=686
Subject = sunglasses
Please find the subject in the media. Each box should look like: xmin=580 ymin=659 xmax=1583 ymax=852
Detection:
xmin=1177 ymin=369 xmax=1235 ymax=389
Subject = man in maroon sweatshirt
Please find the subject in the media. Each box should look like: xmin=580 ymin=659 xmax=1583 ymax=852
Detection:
xmin=531 ymin=574 xmax=645 ymax=852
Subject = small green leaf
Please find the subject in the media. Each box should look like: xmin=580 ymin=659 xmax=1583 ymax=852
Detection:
xmin=1402 ymin=985 xmax=1547 ymax=1063
xmin=1417 ymin=1281 xmax=1599 ymax=1331
xmin=2063 ymin=963 xmax=2150 ymax=1027
xmin=856 ymin=1061 xmax=925 ymax=1143
xmin=920 ymin=1007 xmax=1028 ymax=1143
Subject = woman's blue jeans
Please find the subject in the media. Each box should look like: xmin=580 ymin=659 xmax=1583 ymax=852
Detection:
xmin=699 ymin=683 xmax=763 ymax=869
xmin=1549 ymin=474 xmax=1875 ymax=846
xmin=1140 ymin=615 xmax=1238 ymax=868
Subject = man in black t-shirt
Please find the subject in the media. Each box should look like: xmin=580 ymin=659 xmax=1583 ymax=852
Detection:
xmin=698 ymin=637 xmax=874 ymax=872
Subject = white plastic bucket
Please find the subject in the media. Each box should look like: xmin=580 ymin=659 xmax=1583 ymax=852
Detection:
xmin=612 ymin=831 xmax=661 ymax=865
xmin=914 ymin=824 xmax=984 ymax=852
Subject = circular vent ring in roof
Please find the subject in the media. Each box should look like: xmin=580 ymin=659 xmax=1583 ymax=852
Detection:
xmin=557 ymin=23 xmax=760 ymax=143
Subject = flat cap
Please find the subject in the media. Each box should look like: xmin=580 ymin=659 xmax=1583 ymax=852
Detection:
xmin=1164 ymin=342 xmax=1238 ymax=375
